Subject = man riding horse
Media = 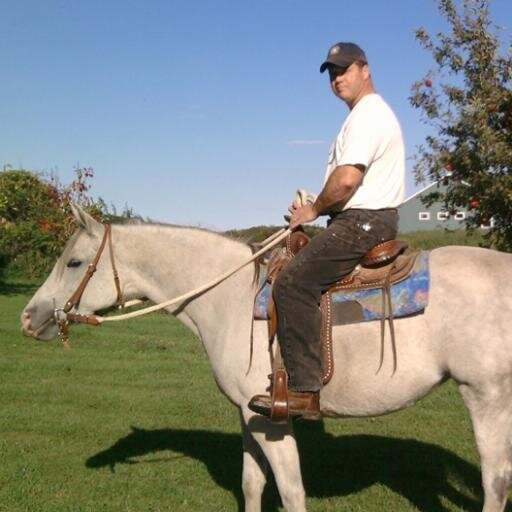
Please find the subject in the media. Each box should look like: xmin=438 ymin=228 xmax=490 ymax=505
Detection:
xmin=249 ymin=41 xmax=406 ymax=420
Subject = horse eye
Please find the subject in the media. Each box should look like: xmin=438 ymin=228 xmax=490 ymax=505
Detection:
xmin=67 ymin=259 xmax=82 ymax=268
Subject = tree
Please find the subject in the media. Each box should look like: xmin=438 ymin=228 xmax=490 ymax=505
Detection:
xmin=0 ymin=166 xmax=104 ymax=277
xmin=410 ymin=0 xmax=512 ymax=251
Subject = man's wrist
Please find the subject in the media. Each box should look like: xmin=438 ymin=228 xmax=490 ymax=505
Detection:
xmin=311 ymin=198 xmax=327 ymax=216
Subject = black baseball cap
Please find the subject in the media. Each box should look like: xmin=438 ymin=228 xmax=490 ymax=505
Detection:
xmin=319 ymin=42 xmax=368 ymax=73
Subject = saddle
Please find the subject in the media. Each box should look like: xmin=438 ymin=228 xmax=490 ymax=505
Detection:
xmin=267 ymin=232 xmax=410 ymax=290
xmin=319 ymin=243 xmax=418 ymax=385
xmin=265 ymin=230 xmax=418 ymax=419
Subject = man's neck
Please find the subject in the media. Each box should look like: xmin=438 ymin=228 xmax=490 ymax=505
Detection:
xmin=347 ymin=84 xmax=376 ymax=110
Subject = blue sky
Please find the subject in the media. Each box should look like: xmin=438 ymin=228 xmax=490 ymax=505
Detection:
xmin=1 ymin=0 xmax=511 ymax=230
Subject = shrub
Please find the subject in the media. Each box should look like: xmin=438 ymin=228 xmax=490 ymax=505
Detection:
xmin=0 ymin=167 xmax=104 ymax=278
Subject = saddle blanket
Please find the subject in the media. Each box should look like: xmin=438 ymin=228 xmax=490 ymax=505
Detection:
xmin=254 ymin=251 xmax=430 ymax=325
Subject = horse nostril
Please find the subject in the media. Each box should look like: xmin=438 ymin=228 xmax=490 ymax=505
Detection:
xmin=21 ymin=311 xmax=32 ymax=330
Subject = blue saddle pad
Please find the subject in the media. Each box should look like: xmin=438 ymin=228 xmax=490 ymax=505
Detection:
xmin=254 ymin=251 xmax=429 ymax=324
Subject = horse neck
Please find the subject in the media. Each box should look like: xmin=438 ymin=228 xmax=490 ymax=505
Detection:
xmin=114 ymin=223 xmax=252 ymax=288
xmin=114 ymin=223 xmax=257 ymax=337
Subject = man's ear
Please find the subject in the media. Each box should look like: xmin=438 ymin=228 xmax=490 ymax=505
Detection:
xmin=362 ymin=63 xmax=371 ymax=80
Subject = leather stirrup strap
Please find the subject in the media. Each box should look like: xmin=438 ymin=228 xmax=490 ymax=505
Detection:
xmin=270 ymin=341 xmax=289 ymax=422
xmin=320 ymin=292 xmax=334 ymax=385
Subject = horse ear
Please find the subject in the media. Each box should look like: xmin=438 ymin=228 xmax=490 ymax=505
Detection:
xmin=70 ymin=203 xmax=102 ymax=234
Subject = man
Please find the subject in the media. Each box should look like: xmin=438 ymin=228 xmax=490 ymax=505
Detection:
xmin=249 ymin=42 xmax=405 ymax=420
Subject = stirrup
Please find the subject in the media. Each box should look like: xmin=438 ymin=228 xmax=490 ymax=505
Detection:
xmin=270 ymin=368 xmax=289 ymax=422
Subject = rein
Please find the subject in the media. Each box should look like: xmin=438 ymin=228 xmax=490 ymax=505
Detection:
xmin=34 ymin=223 xmax=292 ymax=345
xmin=98 ymin=226 xmax=291 ymax=323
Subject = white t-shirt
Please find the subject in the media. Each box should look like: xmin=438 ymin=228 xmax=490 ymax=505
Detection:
xmin=324 ymin=93 xmax=405 ymax=210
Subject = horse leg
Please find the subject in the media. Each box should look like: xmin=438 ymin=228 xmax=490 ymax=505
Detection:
xmin=459 ymin=383 xmax=512 ymax=512
xmin=241 ymin=408 xmax=307 ymax=512
xmin=240 ymin=412 xmax=269 ymax=512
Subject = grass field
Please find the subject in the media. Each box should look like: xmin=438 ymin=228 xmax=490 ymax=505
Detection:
xmin=0 ymin=274 xmax=507 ymax=512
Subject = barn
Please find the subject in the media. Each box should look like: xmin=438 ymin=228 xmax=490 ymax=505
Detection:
xmin=398 ymin=180 xmax=472 ymax=232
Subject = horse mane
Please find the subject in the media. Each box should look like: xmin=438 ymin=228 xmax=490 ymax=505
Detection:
xmin=112 ymin=219 xmax=262 ymax=286
xmin=110 ymin=217 xmax=252 ymax=247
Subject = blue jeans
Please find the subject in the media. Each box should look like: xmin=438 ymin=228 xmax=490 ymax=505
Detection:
xmin=273 ymin=209 xmax=399 ymax=391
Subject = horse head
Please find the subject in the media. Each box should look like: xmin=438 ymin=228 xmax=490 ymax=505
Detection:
xmin=21 ymin=204 xmax=123 ymax=341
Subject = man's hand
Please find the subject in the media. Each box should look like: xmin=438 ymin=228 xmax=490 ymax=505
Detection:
xmin=288 ymin=203 xmax=319 ymax=229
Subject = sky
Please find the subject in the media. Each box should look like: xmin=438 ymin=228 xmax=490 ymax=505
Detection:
xmin=1 ymin=0 xmax=511 ymax=230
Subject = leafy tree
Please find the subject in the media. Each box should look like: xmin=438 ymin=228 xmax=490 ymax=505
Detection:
xmin=410 ymin=0 xmax=512 ymax=251
xmin=0 ymin=166 xmax=104 ymax=277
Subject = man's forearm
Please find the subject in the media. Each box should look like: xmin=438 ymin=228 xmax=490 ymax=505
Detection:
xmin=313 ymin=165 xmax=364 ymax=215
xmin=313 ymin=185 xmax=353 ymax=215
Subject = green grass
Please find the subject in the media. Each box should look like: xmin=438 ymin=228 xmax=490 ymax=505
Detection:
xmin=0 ymin=276 xmax=505 ymax=511
xmin=399 ymin=229 xmax=486 ymax=252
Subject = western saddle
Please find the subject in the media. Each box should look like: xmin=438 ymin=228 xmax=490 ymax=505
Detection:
xmin=264 ymin=229 xmax=417 ymax=422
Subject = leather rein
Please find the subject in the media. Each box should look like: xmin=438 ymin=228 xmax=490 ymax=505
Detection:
xmin=31 ymin=224 xmax=124 ymax=346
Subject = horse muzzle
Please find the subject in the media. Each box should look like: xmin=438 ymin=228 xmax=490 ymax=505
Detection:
xmin=21 ymin=310 xmax=58 ymax=341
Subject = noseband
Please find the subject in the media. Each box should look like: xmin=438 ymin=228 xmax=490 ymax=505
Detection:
xmin=32 ymin=224 xmax=124 ymax=345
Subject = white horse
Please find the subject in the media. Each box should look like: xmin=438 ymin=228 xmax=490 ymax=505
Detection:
xmin=21 ymin=206 xmax=512 ymax=512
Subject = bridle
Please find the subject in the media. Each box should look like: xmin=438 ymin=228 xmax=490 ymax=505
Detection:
xmin=64 ymin=224 xmax=124 ymax=315
xmin=31 ymin=224 xmax=124 ymax=346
